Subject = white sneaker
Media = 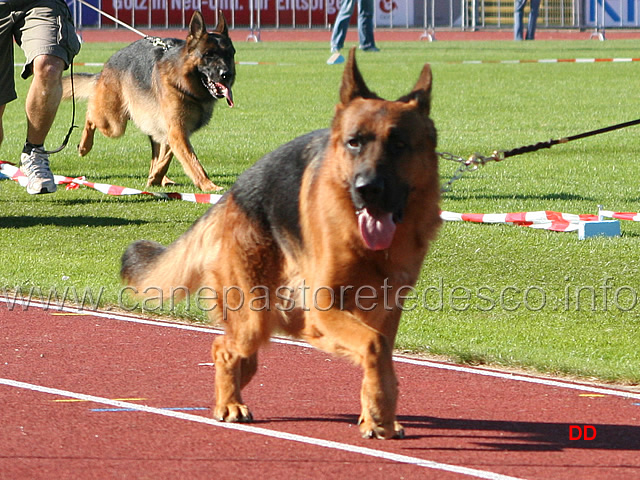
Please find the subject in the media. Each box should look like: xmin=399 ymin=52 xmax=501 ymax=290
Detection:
xmin=20 ymin=147 xmax=57 ymax=194
xmin=327 ymin=51 xmax=345 ymax=65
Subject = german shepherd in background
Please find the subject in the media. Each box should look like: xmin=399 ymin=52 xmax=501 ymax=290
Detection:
xmin=62 ymin=11 xmax=235 ymax=191
xmin=121 ymin=49 xmax=440 ymax=439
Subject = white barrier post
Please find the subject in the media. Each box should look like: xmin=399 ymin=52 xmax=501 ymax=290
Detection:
xmin=421 ymin=0 xmax=436 ymax=40
xmin=247 ymin=0 xmax=261 ymax=41
xmin=590 ymin=0 xmax=606 ymax=39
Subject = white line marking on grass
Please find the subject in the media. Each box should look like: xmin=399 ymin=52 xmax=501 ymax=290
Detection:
xmin=0 ymin=377 xmax=525 ymax=480
xmin=2 ymin=296 xmax=639 ymax=401
xmin=448 ymin=58 xmax=640 ymax=65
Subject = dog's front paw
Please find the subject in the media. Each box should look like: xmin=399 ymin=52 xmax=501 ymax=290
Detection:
xmin=213 ymin=403 xmax=253 ymax=423
xmin=358 ymin=416 xmax=405 ymax=440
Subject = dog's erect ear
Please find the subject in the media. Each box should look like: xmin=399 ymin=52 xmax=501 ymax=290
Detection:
xmin=340 ymin=48 xmax=377 ymax=105
xmin=397 ymin=64 xmax=432 ymax=116
xmin=188 ymin=11 xmax=207 ymax=42
xmin=213 ymin=11 xmax=229 ymax=37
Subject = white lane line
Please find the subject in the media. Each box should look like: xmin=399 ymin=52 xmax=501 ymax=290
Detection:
xmin=393 ymin=357 xmax=640 ymax=400
xmin=0 ymin=377 xmax=525 ymax=480
xmin=2 ymin=296 xmax=639 ymax=400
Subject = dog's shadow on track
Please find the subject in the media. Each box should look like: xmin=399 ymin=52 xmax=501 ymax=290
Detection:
xmin=398 ymin=415 xmax=640 ymax=451
xmin=268 ymin=414 xmax=640 ymax=451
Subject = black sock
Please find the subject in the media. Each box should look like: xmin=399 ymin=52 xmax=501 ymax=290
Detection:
xmin=23 ymin=141 xmax=44 ymax=154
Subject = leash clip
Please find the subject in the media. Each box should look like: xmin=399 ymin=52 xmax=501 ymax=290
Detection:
xmin=491 ymin=150 xmax=506 ymax=162
xmin=148 ymin=36 xmax=168 ymax=51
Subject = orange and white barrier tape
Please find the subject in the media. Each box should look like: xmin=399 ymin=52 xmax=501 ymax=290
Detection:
xmin=441 ymin=208 xmax=640 ymax=233
xmin=598 ymin=210 xmax=640 ymax=222
xmin=440 ymin=210 xmax=600 ymax=232
xmin=456 ymin=57 xmax=640 ymax=65
xmin=0 ymin=161 xmax=223 ymax=204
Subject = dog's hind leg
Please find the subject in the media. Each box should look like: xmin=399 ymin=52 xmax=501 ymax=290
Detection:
xmin=211 ymin=303 xmax=275 ymax=423
xmin=78 ymin=119 xmax=97 ymax=157
xmin=147 ymin=139 xmax=176 ymax=187
xmin=239 ymin=352 xmax=258 ymax=389
xmin=208 ymin=199 xmax=282 ymax=422
xmin=79 ymin=70 xmax=128 ymax=156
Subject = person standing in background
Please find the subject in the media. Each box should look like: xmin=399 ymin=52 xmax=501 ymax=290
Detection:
xmin=514 ymin=0 xmax=541 ymax=40
xmin=327 ymin=0 xmax=379 ymax=65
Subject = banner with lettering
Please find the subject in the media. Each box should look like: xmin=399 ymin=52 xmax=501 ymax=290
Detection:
xmin=71 ymin=0 xmax=417 ymax=27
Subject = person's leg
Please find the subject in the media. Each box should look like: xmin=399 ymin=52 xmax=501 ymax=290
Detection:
xmin=526 ymin=0 xmax=541 ymax=40
xmin=357 ymin=0 xmax=377 ymax=50
xmin=513 ymin=0 xmax=527 ymax=40
xmin=0 ymin=10 xmax=18 ymax=149
xmin=20 ymin=0 xmax=79 ymax=148
xmin=20 ymin=62 xmax=60 ymax=194
xmin=0 ymin=104 xmax=5 ymax=148
xmin=17 ymin=0 xmax=80 ymax=194
xmin=330 ymin=0 xmax=357 ymax=51
xmin=25 ymin=54 xmax=65 ymax=146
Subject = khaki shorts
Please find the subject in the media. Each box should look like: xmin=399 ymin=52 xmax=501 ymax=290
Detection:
xmin=0 ymin=0 xmax=81 ymax=105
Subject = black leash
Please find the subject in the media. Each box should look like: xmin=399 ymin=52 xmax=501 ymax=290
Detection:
xmin=500 ymin=117 xmax=640 ymax=159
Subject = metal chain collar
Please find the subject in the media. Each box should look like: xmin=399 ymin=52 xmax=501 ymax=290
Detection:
xmin=147 ymin=36 xmax=169 ymax=50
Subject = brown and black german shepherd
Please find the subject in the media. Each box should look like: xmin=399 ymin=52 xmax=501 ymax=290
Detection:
xmin=121 ymin=49 xmax=440 ymax=439
xmin=62 ymin=11 xmax=235 ymax=191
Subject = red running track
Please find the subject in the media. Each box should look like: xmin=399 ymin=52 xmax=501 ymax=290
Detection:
xmin=1 ymin=298 xmax=639 ymax=479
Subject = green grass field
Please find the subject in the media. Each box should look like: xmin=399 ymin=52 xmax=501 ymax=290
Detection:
xmin=2 ymin=39 xmax=640 ymax=384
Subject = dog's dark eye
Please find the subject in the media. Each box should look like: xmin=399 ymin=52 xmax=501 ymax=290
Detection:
xmin=391 ymin=140 xmax=406 ymax=152
xmin=346 ymin=137 xmax=362 ymax=153
xmin=387 ymin=132 xmax=411 ymax=155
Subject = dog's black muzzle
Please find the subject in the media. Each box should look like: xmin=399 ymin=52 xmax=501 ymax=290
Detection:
xmin=351 ymin=166 xmax=409 ymax=223
xmin=200 ymin=66 xmax=235 ymax=107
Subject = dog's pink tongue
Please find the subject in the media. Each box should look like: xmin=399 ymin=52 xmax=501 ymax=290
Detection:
xmin=215 ymin=83 xmax=234 ymax=107
xmin=358 ymin=209 xmax=396 ymax=251
xmin=224 ymin=88 xmax=234 ymax=107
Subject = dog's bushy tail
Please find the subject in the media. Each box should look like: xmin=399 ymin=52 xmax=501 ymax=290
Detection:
xmin=120 ymin=206 xmax=223 ymax=305
xmin=62 ymin=73 xmax=99 ymax=100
